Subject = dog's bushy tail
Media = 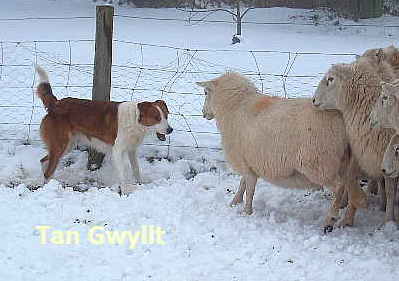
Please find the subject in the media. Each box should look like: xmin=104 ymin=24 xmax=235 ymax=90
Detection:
xmin=35 ymin=65 xmax=57 ymax=112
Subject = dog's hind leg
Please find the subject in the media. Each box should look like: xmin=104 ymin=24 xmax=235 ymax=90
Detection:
xmin=40 ymin=155 xmax=49 ymax=175
xmin=40 ymin=117 xmax=72 ymax=183
xmin=43 ymin=139 xmax=70 ymax=182
xmin=230 ymin=177 xmax=246 ymax=206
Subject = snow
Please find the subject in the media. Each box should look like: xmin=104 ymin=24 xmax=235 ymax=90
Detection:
xmin=0 ymin=0 xmax=399 ymax=280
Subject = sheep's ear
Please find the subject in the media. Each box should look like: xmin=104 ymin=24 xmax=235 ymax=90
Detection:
xmin=196 ymin=81 xmax=212 ymax=88
xmin=376 ymin=49 xmax=384 ymax=63
xmin=392 ymin=52 xmax=399 ymax=65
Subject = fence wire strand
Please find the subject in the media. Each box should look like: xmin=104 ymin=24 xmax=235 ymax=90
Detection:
xmin=0 ymin=12 xmax=388 ymax=159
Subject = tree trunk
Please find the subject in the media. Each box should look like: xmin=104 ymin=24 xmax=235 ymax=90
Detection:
xmin=88 ymin=6 xmax=114 ymax=171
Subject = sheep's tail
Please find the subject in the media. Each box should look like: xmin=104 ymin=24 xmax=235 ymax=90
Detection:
xmin=35 ymin=65 xmax=57 ymax=111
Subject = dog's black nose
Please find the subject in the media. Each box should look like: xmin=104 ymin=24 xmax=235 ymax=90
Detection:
xmin=312 ymin=98 xmax=316 ymax=104
xmin=382 ymin=168 xmax=386 ymax=174
xmin=166 ymin=126 xmax=173 ymax=134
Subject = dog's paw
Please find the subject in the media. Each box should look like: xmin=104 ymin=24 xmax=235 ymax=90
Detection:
xmin=136 ymin=178 xmax=151 ymax=185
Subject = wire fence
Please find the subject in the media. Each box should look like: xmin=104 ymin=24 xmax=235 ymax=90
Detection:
xmin=0 ymin=13 xmax=393 ymax=161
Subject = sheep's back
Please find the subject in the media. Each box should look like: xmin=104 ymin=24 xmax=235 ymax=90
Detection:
xmin=230 ymin=98 xmax=348 ymax=186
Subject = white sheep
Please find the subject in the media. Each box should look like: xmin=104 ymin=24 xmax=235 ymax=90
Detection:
xmin=197 ymin=72 xmax=367 ymax=232
xmin=312 ymin=58 xmax=398 ymax=226
xmin=370 ymin=79 xmax=399 ymax=186
xmin=382 ymin=134 xmax=399 ymax=178
xmin=370 ymin=79 xmax=399 ymax=131
xmin=360 ymin=45 xmax=399 ymax=211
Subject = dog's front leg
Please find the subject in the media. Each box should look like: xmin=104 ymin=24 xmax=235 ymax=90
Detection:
xmin=112 ymin=146 xmax=134 ymax=195
xmin=128 ymin=149 xmax=142 ymax=184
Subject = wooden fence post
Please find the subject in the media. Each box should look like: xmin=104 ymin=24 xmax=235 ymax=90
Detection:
xmin=87 ymin=5 xmax=114 ymax=171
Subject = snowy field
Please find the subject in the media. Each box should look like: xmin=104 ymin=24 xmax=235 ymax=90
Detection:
xmin=1 ymin=0 xmax=399 ymax=280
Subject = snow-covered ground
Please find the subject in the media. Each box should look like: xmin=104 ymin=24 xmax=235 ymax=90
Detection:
xmin=1 ymin=0 xmax=399 ymax=280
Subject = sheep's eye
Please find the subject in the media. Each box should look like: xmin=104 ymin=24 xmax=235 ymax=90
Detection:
xmin=382 ymin=95 xmax=389 ymax=105
xmin=204 ymin=89 xmax=208 ymax=96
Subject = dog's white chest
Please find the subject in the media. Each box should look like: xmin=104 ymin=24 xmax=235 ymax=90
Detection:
xmin=115 ymin=102 xmax=146 ymax=149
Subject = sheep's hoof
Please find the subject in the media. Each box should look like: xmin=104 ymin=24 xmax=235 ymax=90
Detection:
xmin=243 ymin=207 xmax=253 ymax=216
xmin=336 ymin=220 xmax=354 ymax=228
xmin=323 ymin=225 xmax=334 ymax=234
xmin=230 ymin=198 xmax=243 ymax=207
xmin=383 ymin=221 xmax=398 ymax=233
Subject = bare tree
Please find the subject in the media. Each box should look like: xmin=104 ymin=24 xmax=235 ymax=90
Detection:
xmin=179 ymin=0 xmax=255 ymax=44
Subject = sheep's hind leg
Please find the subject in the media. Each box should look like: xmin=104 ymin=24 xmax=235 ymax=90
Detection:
xmin=324 ymin=184 xmax=345 ymax=233
xmin=337 ymin=203 xmax=357 ymax=228
xmin=243 ymin=172 xmax=258 ymax=215
xmin=230 ymin=177 xmax=246 ymax=206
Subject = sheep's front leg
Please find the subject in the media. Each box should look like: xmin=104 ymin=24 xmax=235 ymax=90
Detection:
xmin=230 ymin=177 xmax=246 ymax=207
xmin=384 ymin=177 xmax=397 ymax=225
xmin=378 ymin=179 xmax=387 ymax=212
xmin=243 ymin=172 xmax=258 ymax=215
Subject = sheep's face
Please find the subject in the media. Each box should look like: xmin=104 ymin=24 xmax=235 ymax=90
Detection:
xmin=382 ymin=134 xmax=399 ymax=178
xmin=370 ymin=81 xmax=399 ymax=129
xmin=196 ymin=81 xmax=215 ymax=120
xmin=312 ymin=68 xmax=341 ymax=111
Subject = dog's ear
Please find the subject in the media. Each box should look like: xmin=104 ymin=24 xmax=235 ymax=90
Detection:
xmin=154 ymin=100 xmax=169 ymax=116
xmin=137 ymin=102 xmax=145 ymax=123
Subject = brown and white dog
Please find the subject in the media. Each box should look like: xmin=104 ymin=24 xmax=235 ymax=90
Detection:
xmin=35 ymin=66 xmax=173 ymax=194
